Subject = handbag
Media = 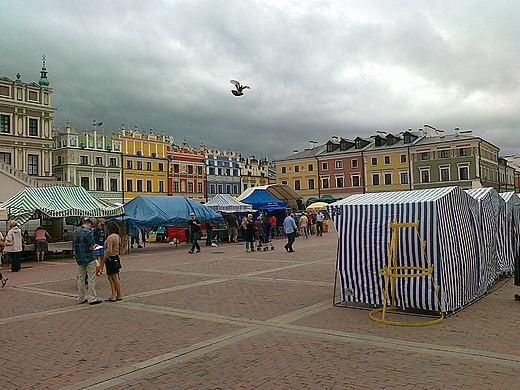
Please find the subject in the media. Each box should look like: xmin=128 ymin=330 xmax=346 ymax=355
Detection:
xmin=107 ymin=255 xmax=122 ymax=272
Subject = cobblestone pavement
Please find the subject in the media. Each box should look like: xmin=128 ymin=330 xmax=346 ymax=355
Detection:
xmin=1 ymin=229 xmax=519 ymax=389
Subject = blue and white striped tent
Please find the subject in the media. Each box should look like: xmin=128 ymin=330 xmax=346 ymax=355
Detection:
xmin=500 ymin=192 xmax=520 ymax=258
xmin=327 ymin=186 xmax=483 ymax=314
xmin=467 ymin=188 xmax=511 ymax=282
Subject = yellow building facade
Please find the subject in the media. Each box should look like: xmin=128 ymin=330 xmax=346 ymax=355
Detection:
xmin=363 ymin=133 xmax=420 ymax=193
xmin=116 ymin=125 xmax=170 ymax=202
xmin=275 ymin=143 xmax=323 ymax=201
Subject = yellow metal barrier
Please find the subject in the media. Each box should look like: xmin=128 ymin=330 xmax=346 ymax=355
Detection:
xmin=369 ymin=221 xmax=444 ymax=326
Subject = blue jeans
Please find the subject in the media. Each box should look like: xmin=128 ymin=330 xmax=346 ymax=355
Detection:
xmin=246 ymin=241 xmax=254 ymax=250
xmin=190 ymin=232 xmax=200 ymax=252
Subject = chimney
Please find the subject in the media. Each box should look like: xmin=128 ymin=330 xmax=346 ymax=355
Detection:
xmin=309 ymin=140 xmax=316 ymax=150
xmin=331 ymin=135 xmax=339 ymax=143
xmin=293 ymin=149 xmax=299 ymax=154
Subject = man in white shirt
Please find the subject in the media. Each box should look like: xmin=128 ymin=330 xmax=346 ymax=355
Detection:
xmin=316 ymin=211 xmax=325 ymax=236
xmin=283 ymin=212 xmax=297 ymax=252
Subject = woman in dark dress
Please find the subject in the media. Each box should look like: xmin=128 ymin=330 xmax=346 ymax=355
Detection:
xmin=242 ymin=214 xmax=255 ymax=252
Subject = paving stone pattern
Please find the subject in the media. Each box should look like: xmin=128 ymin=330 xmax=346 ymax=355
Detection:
xmin=1 ymin=229 xmax=519 ymax=389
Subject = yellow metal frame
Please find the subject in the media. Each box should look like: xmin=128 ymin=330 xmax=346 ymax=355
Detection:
xmin=369 ymin=221 xmax=444 ymax=326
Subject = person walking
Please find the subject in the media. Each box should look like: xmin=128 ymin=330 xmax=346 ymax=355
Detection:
xmin=34 ymin=226 xmax=49 ymax=262
xmin=99 ymin=221 xmax=122 ymax=302
xmin=227 ymin=213 xmax=239 ymax=243
xmin=187 ymin=213 xmax=201 ymax=254
xmin=5 ymin=221 xmax=23 ymax=272
xmin=316 ymin=211 xmax=325 ymax=236
xmin=73 ymin=218 xmax=102 ymax=305
xmin=283 ymin=211 xmax=297 ymax=252
xmin=299 ymin=213 xmax=309 ymax=239
xmin=242 ymin=214 xmax=255 ymax=252
xmin=269 ymin=214 xmax=277 ymax=238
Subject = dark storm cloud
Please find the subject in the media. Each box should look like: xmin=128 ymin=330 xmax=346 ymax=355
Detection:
xmin=1 ymin=0 xmax=518 ymax=159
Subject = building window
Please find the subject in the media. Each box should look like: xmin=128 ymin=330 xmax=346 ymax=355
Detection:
xmin=80 ymin=155 xmax=88 ymax=165
xmin=217 ymin=184 xmax=223 ymax=193
xmin=0 ymin=114 xmax=10 ymax=133
xmin=384 ymin=156 xmax=390 ymax=165
xmin=295 ymin=166 xmax=300 ymax=173
xmin=159 ymin=181 xmax=164 ymax=193
xmin=420 ymin=152 xmax=429 ymax=160
xmin=420 ymin=169 xmax=430 ymax=183
xmin=198 ymin=166 xmax=203 ymax=175
xmin=28 ymin=154 xmax=38 ymax=175
xmin=173 ymin=164 xmax=179 ymax=173
xmin=281 ymin=166 xmax=286 ymax=173
xmin=210 ymin=184 xmax=216 ymax=194
xmin=372 ymin=174 xmax=380 ymax=186
xmin=233 ymin=185 xmax=238 ymax=194
xmin=186 ymin=182 xmax=193 ymax=193
xmin=335 ymin=161 xmax=342 ymax=169
xmin=459 ymin=148 xmax=468 ymax=157
xmin=336 ymin=176 xmax=344 ymax=188
xmin=173 ymin=182 xmax=179 ymax=193
xmin=281 ymin=181 xmax=287 ymax=185
xmin=440 ymin=167 xmax=450 ymax=181
xmin=371 ymin=157 xmax=377 ymax=166
xmin=95 ymin=157 xmax=103 ymax=166
xmin=109 ymin=158 xmax=117 ymax=167
xmin=322 ymin=177 xmax=329 ymax=189
xmin=147 ymin=180 xmax=152 ymax=192
xmin=351 ymin=175 xmax=360 ymax=187
xmin=440 ymin=150 xmax=449 ymax=158
xmin=136 ymin=161 xmax=142 ymax=170
xmin=459 ymin=166 xmax=469 ymax=180
xmin=188 ymin=165 xmax=193 ymax=174
xmin=29 ymin=118 xmax=38 ymax=136
xmin=308 ymin=164 xmax=313 ymax=171
xmin=0 ymin=152 xmax=11 ymax=164
xmin=294 ymin=179 xmax=301 ymax=190
xmin=127 ymin=179 xmax=133 ymax=192
xmin=308 ymin=178 xmax=315 ymax=190
xmin=400 ymin=154 xmax=407 ymax=163
xmin=126 ymin=160 xmax=132 ymax=169
xmin=351 ymin=159 xmax=358 ymax=168
xmin=225 ymin=184 xmax=231 ymax=193
xmin=384 ymin=173 xmax=392 ymax=185
xmin=400 ymin=172 xmax=408 ymax=184
xmin=158 ymin=163 xmax=164 ymax=172
xmin=96 ymin=178 xmax=104 ymax=191
xmin=136 ymin=180 xmax=143 ymax=192
xmin=209 ymin=167 xmax=215 ymax=175
xmin=146 ymin=162 xmax=152 ymax=171
xmin=198 ymin=183 xmax=204 ymax=193
xmin=81 ymin=177 xmax=89 ymax=190
xmin=110 ymin=179 xmax=118 ymax=192
xmin=322 ymin=162 xmax=328 ymax=170
xmin=327 ymin=143 xmax=334 ymax=152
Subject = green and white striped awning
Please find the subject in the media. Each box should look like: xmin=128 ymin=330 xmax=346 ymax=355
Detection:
xmin=2 ymin=186 xmax=124 ymax=224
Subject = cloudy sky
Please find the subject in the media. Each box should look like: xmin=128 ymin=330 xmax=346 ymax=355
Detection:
xmin=1 ymin=0 xmax=519 ymax=160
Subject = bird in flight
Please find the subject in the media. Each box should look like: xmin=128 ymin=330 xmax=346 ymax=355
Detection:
xmin=230 ymin=80 xmax=250 ymax=96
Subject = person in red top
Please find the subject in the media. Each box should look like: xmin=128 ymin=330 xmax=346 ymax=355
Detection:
xmin=34 ymin=226 xmax=49 ymax=262
xmin=269 ymin=215 xmax=277 ymax=238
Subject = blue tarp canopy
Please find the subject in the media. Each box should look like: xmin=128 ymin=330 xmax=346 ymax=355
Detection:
xmin=239 ymin=189 xmax=287 ymax=211
xmin=120 ymin=196 xmax=225 ymax=230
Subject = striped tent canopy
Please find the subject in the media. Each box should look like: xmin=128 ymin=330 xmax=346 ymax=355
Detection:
xmin=500 ymin=192 xmax=520 ymax=258
xmin=205 ymin=194 xmax=255 ymax=213
xmin=466 ymin=188 xmax=511 ymax=281
xmin=327 ymin=186 xmax=483 ymax=314
xmin=2 ymin=186 xmax=124 ymax=224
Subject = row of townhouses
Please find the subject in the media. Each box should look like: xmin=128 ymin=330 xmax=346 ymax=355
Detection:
xmin=275 ymin=125 xmax=519 ymax=201
xmin=0 ymin=61 xmax=274 ymax=203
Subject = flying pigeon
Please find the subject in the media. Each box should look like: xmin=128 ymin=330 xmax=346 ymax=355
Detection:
xmin=95 ymin=121 xmax=103 ymax=126
xmin=230 ymin=80 xmax=250 ymax=96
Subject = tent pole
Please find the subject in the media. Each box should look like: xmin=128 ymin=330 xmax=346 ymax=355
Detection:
xmin=333 ymin=237 xmax=340 ymax=306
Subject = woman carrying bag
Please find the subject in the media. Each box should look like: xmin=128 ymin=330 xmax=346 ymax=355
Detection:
xmin=5 ymin=220 xmax=23 ymax=272
xmin=98 ymin=222 xmax=122 ymax=302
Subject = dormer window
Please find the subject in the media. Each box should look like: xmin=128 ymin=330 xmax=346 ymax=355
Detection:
xmin=340 ymin=141 xmax=347 ymax=151
xmin=327 ymin=143 xmax=334 ymax=152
